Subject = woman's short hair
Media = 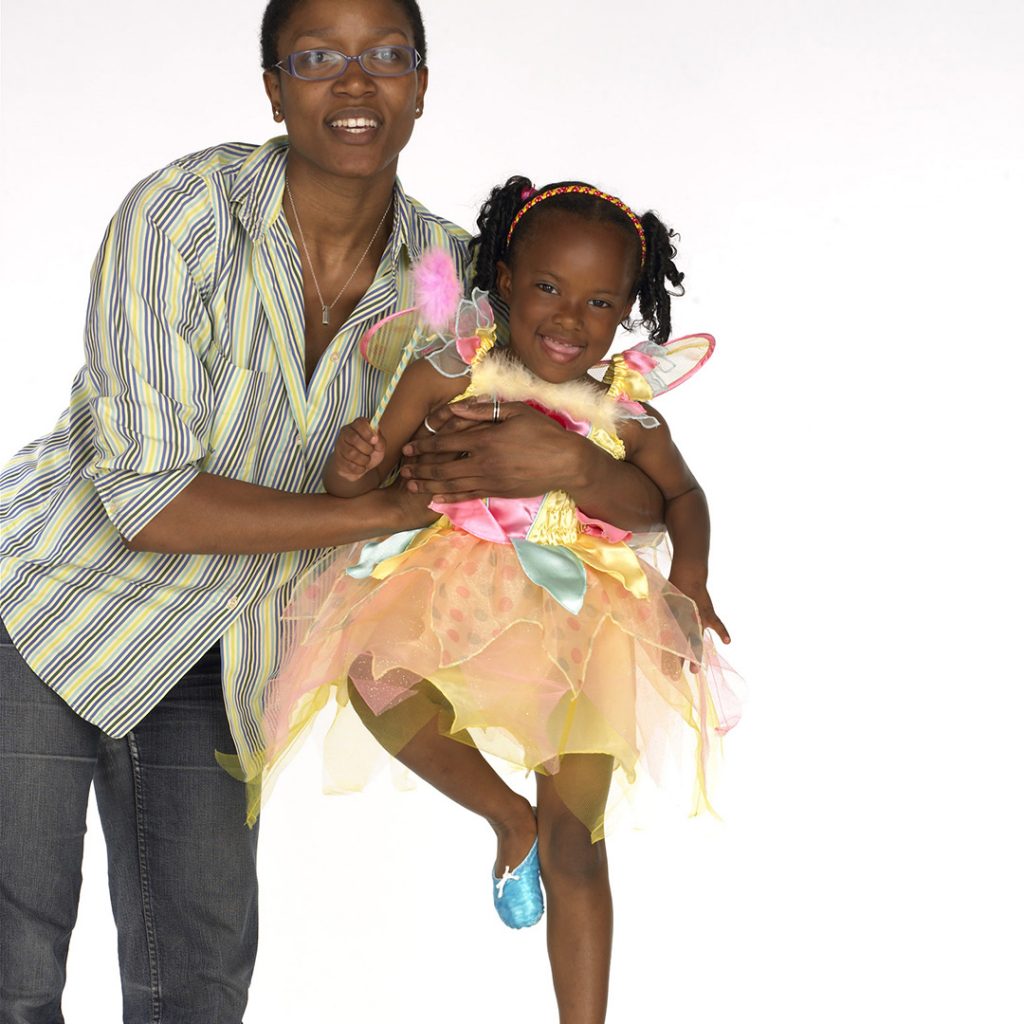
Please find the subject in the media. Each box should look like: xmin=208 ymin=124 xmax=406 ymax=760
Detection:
xmin=260 ymin=0 xmax=428 ymax=70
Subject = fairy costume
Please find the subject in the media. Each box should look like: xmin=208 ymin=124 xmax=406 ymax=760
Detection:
xmin=260 ymin=290 xmax=742 ymax=839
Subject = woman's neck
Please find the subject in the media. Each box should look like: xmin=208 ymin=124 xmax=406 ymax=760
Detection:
xmin=282 ymin=155 xmax=397 ymax=260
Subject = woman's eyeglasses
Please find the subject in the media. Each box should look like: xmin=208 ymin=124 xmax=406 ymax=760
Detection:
xmin=275 ymin=46 xmax=422 ymax=80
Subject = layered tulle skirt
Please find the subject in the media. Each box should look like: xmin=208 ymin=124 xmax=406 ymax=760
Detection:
xmin=259 ymin=525 xmax=742 ymax=839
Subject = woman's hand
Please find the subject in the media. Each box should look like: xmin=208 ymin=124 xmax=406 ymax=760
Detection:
xmin=400 ymin=399 xmax=590 ymax=502
xmin=385 ymin=477 xmax=442 ymax=532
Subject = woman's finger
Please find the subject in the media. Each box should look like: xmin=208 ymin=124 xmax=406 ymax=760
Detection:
xmin=403 ymin=424 xmax=492 ymax=460
xmin=403 ymin=473 xmax=488 ymax=496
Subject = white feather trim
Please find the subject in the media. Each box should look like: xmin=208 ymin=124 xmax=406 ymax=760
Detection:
xmin=471 ymin=351 xmax=627 ymax=434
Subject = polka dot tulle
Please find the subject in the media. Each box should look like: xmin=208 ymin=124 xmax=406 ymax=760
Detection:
xmin=258 ymin=527 xmax=742 ymax=838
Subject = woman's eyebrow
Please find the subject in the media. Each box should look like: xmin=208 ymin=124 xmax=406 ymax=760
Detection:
xmin=293 ymin=25 xmax=411 ymax=42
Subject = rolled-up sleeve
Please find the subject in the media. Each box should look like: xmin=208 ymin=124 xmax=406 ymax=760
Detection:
xmin=82 ymin=167 xmax=218 ymax=540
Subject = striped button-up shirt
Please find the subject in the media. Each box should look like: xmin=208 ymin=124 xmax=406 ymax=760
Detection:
xmin=0 ymin=137 xmax=469 ymax=778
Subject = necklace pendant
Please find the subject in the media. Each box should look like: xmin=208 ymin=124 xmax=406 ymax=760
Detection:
xmin=321 ymin=305 xmax=330 ymax=326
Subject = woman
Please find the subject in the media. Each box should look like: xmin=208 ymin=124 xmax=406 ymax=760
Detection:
xmin=0 ymin=1 xmax=681 ymax=1021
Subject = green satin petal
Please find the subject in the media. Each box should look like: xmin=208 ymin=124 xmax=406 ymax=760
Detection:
xmin=347 ymin=528 xmax=422 ymax=579
xmin=511 ymin=539 xmax=586 ymax=615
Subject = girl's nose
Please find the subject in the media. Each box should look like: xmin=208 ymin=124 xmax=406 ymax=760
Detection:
xmin=553 ymin=298 xmax=584 ymax=328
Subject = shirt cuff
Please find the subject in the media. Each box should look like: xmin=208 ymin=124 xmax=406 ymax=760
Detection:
xmin=91 ymin=465 xmax=201 ymax=541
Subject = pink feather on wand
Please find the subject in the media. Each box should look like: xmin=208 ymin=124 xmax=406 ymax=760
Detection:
xmin=413 ymin=248 xmax=462 ymax=331
xmin=365 ymin=249 xmax=463 ymax=429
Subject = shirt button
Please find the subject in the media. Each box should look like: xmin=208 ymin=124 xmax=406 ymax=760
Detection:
xmin=226 ymin=596 xmax=240 ymax=609
xmin=330 ymin=353 xmax=340 ymax=363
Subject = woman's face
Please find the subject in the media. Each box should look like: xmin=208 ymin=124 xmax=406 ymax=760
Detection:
xmin=264 ymin=0 xmax=427 ymax=184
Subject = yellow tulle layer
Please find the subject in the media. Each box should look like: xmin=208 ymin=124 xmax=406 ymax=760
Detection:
xmin=257 ymin=529 xmax=737 ymax=839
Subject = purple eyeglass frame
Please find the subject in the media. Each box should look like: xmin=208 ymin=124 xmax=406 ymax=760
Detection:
xmin=275 ymin=45 xmax=422 ymax=80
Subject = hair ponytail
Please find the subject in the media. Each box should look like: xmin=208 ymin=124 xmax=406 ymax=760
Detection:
xmin=635 ymin=212 xmax=685 ymax=345
xmin=468 ymin=175 xmax=534 ymax=293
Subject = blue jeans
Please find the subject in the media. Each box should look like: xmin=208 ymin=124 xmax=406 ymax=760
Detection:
xmin=0 ymin=618 xmax=258 ymax=1024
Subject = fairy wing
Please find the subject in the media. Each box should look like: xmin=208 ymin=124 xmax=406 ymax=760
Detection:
xmin=619 ymin=333 xmax=715 ymax=398
xmin=358 ymin=307 xmax=452 ymax=375
xmin=358 ymin=249 xmax=466 ymax=375
xmin=453 ymin=287 xmax=495 ymax=343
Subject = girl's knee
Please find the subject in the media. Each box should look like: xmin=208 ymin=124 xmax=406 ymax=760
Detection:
xmin=539 ymin=808 xmax=607 ymax=883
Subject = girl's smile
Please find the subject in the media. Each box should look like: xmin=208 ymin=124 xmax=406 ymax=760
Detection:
xmin=497 ymin=211 xmax=638 ymax=384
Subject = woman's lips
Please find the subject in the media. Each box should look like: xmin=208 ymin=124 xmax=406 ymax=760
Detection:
xmin=538 ymin=334 xmax=585 ymax=364
xmin=326 ymin=109 xmax=382 ymax=142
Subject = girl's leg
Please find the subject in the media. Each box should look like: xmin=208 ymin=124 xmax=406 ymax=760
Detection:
xmin=536 ymin=754 xmax=614 ymax=1024
xmin=349 ymin=683 xmax=536 ymax=872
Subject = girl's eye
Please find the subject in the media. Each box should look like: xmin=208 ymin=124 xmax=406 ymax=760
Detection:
xmin=536 ymin=282 xmax=557 ymax=294
xmin=589 ymin=299 xmax=612 ymax=309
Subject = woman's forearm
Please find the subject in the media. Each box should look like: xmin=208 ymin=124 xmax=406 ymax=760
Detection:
xmin=126 ymin=472 xmax=422 ymax=555
xmin=568 ymin=434 xmax=665 ymax=531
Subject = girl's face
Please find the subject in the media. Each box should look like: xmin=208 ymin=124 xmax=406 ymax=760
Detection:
xmin=497 ymin=212 xmax=638 ymax=385
xmin=264 ymin=0 xmax=427 ymax=184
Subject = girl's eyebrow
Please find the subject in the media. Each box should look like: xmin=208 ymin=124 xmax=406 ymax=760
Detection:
xmin=534 ymin=270 xmax=621 ymax=297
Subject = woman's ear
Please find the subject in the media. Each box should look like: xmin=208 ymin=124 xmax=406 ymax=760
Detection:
xmin=264 ymin=70 xmax=284 ymax=122
xmin=414 ymin=66 xmax=429 ymax=117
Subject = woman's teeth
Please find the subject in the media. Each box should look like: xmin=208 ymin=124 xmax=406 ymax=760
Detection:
xmin=331 ymin=117 xmax=379 ymax=132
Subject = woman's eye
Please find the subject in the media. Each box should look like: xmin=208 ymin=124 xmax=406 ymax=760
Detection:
xmin=299 ymin=49 xmax=339 ymax=68
xmin=374 ymin=47 xmax=401 ymax=62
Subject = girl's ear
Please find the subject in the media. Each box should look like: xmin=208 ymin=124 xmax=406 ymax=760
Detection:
xmin=619 ymin=297 xmax=636 ymax=327
xmin=496 ymin=260 xmax=513 ymax=302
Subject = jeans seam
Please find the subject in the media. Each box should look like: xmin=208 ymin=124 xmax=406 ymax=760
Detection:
xmin=127 ymin=732 xmax=162 ymax=1024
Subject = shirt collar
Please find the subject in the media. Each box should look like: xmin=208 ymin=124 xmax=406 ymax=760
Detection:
xmin=229 ymin=137 xmax=420 ymax=266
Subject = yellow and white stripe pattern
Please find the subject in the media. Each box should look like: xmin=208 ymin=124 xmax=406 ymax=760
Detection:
xmin=0 ymin=138 xmax=469 ymax=779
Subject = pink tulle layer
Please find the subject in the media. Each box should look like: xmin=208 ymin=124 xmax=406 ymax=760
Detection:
xmin=261 ymin=528 xmax=741 ymax=834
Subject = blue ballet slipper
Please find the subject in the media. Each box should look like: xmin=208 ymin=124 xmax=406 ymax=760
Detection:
xmin=492 ymin=838 xmax=544 ymax=929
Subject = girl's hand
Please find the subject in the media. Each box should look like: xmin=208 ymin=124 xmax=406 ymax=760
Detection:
xmin=329 ymin=417 xmax=386 ymax=482
xmin=399 ymin=399 xmax=589 ymax=502
xmin=670 ymin=571 xmax=731 ymax=646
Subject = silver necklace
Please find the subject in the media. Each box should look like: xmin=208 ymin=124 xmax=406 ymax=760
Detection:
xmin=285 ymin=179 xmax=392 ymax=326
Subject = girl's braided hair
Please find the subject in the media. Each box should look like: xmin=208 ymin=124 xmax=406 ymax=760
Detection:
xmin=469 ymin=175 xmax=685 ymax=344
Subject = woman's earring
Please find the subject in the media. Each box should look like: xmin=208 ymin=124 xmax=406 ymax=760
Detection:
xmin=273 ymin=107 xmax=284 ymax=122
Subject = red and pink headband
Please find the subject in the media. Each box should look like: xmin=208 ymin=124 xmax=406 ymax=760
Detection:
xmin=507 ymin=185 xmax=647 ymax=266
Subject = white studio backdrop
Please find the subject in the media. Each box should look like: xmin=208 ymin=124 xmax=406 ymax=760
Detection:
xmin=1 ymin=0 xmax=1022 ymax=1020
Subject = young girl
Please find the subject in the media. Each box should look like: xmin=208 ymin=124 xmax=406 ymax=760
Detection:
xmin=261 ymin=176 xmax=741 ymax=1023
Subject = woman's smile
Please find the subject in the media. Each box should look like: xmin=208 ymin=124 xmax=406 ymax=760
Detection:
xmin=265 ymin=0 xmax=427 ymax=181
xmin=326 ymin=105 xmax=384 ymax=143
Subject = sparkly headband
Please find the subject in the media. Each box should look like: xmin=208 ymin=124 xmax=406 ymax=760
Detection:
xmin=506 ymin=185 xmax=648 ymax=265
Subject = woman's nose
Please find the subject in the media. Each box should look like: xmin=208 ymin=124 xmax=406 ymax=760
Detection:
xmin=332 ymin=61 xmax=375 ymax=95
